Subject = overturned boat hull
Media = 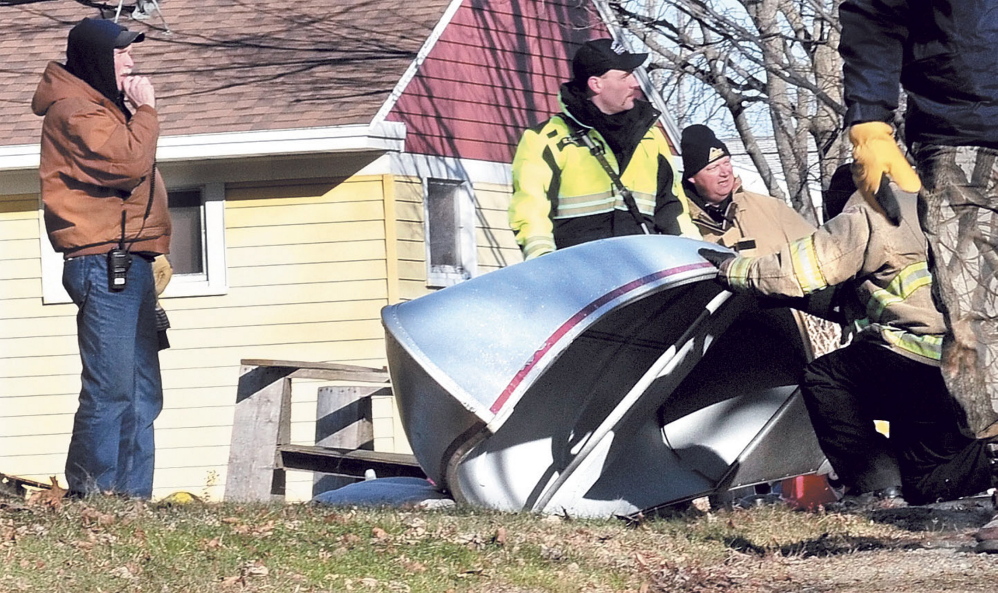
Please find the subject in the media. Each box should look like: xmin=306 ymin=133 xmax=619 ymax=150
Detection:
xmin=382 ymin=235 xmax=827 ymax=517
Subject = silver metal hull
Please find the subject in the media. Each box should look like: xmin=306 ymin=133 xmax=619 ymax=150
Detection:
xmin=382 ymin=235 xmax=826 ymax=517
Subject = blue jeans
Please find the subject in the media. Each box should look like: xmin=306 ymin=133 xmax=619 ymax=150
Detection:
xmin=63 ymin=254 xmax=163 ymax=498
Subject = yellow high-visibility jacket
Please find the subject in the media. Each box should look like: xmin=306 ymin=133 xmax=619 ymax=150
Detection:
xmin=509 ymin=109 xmax=698 ymax=260
xmin=718 ymin=189 xmax=945 ymax=365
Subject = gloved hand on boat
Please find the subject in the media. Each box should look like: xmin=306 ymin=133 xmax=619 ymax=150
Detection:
xmin=698 ymin=248 xmax=735 ymax=269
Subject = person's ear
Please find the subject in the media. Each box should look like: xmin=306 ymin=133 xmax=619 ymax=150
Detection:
xmin=587 ymin=75 xmax=603 ymax=94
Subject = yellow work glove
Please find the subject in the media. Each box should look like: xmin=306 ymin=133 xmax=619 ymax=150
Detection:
xmin=849 ymin=122 xmax=921 ymax=224
xmin=152 ymin=254 xmax=173 ymax=296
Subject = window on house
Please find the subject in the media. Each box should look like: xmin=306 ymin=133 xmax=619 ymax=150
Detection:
xmin=160 ymin=182 xmax=227 ymax=297
xmin=424 ymin=178 xmax=476 ymax=288
xmin=168 ymin=189 xmax=205 ymax=275
xmin=40 ymin=181 xmax=227 ymax=303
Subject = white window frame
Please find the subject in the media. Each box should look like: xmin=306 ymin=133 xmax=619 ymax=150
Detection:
xmin=39 ymin=181 xmax=227 ymax=303
xmin=423 ymin=178 xmax=477 ymax=288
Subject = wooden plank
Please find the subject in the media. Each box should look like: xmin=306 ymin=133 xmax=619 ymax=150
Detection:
xmin=0 ymin=354 xmax=80 ymax=379
xmin=278 ymin=445 xmax=424 ymax=479
xmin=383 ymin=174 xmax=401 ymax=304
xmin=394 ymin=201 xmax=424 ymax=223
xmin=241 ymin=359 xmax=389 ymax=384
xmin=224 ymin=359 xmax=395 ymax=502
xmin=0 ymin=378 xmax=80 ymax=401
xmin=0 ymin=195 xmax=38 ymax=213
xmin=403 ymin=135 xmax=517 ymax=164
xmin=223 ymin=364 xmax=294 ymax=502
xmin=312 ymin=385 xmax=379 ymax=493
xmin=397 ymin=260 xmax=428 ymax=283
xmin=0 ymin=334 xmax=88 ymax=359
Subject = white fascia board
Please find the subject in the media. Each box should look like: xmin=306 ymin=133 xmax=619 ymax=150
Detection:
xmin=0 ymin=121 xmax=406 ymax=171
xmin=366 ymin=152 xmax=512 ymax=186
xmin=0 ymin=144 xmax=41 ymax=171
xmin=156 ymin=122 xmax=406 ymax=161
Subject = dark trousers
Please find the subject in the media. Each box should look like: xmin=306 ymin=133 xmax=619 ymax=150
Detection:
xmin=801 ymin=341 xmax=992 ymax=505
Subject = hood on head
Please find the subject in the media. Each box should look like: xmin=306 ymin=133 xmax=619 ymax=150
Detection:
xmin=65 ymin=18 xmax=142 ymax=108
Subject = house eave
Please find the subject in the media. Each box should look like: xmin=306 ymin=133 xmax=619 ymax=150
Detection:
xmin=0 ymin=121 xmax=407 ymax=172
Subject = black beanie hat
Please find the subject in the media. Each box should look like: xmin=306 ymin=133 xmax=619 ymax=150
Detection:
xmin=680 ymin=124 xmax=731 ymax=177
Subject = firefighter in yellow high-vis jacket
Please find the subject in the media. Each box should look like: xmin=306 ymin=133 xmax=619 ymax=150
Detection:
xmin=508 ymin=39 xmax=698 ymax=260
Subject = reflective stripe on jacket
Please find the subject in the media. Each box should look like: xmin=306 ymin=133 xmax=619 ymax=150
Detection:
xmin=721 ymin=189 xmax=945 ymax=365
xmin=509 ymin=113 xmax=698 ymax=259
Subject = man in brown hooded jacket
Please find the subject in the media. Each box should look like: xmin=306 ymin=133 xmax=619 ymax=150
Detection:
xmin=32 ymin=17 xmax=171 ymax=499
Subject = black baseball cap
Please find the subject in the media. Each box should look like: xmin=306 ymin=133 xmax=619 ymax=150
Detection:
xmin=115 ymin=27 xmax=145 ymax=48
xmin=571 ymin=38 xmax=647 ymax=84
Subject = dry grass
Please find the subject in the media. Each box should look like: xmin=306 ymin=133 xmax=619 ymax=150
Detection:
xmin=2 ymin=491 xmax=996 ymax=592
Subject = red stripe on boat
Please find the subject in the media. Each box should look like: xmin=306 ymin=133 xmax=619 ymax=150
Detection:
xmin=489 ymin=262 xmax=711 ymax=414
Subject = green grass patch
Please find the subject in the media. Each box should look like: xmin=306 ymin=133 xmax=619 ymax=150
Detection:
xmin=0 ymin=496 xmax=937 ymax=592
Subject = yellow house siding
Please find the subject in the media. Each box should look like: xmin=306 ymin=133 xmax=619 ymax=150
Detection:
xmin=392 ymin=178 xmax=431 ymax=302
xmin=1 ymin=171 xmax=520 ymax=502
xmin=0 ymin=194 xmax=76 ymax=481
xmin=0 ymin=177 xmax=397 ymax=502
xmin=472 ymin=181 xmax=522 ymax=272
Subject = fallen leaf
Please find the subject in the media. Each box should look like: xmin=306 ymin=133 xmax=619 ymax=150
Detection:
xmin=242 ymin=560 xmax=269 ymax=577
xmin=372 ymin=527 xmax=389 ymax=540
xmin=25 ymin=477 xmax=66 ymax=509
xmin=80 ymin=506 xmax=116 ymax=528
xmin=109 ymin=565 xmax=137 ymax=580
xmin=219 ymin=575 xmax=243 ymax=587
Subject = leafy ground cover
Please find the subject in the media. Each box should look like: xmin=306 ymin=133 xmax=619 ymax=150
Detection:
xmin=2 ymin=489 xmax=996 ymax=592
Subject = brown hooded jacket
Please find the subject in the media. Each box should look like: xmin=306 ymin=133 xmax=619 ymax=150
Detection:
xmin=32 ymin=61 xmax=170 ymax=258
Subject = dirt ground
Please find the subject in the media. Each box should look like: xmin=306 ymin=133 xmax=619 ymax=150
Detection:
xmin=682 ymin=497 xmax=998 ymax=593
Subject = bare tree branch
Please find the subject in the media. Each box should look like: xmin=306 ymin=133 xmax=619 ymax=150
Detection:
xmin=610 ymin=0 xmax=850 ymax=222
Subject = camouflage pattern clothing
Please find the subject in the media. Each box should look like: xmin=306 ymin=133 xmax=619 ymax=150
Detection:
xmin=914 ymin=144 xmax=998 ymax=438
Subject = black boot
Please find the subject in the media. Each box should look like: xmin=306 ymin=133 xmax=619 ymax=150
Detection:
xmin=974 ymin=441 xmax=998 ymax=552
